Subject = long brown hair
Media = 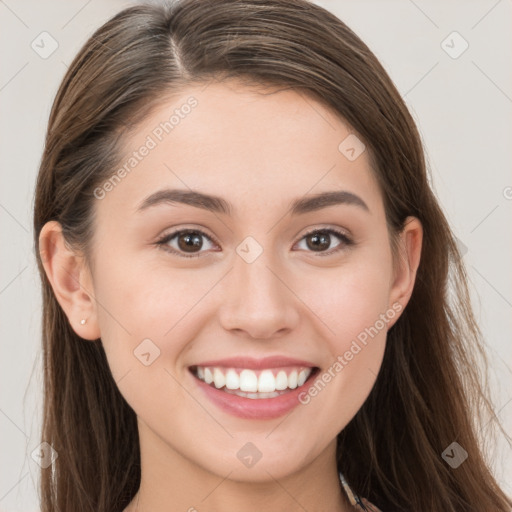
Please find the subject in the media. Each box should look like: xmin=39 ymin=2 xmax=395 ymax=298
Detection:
xmin=33 ymin=1 xmax=512 ymax=510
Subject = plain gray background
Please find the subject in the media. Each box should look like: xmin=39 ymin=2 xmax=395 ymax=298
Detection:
xmin=1 ymin=0 xmax=510 ymax=510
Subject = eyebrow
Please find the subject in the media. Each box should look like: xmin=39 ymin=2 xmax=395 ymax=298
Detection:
xmin=136 ymin=188 xmax=370 ymax=215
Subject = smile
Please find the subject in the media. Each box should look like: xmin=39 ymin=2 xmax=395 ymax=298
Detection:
xmin=191 ymin=365 xmax=315 ymax=398
xmin=188 ymin=356 xmax=320 ymax=419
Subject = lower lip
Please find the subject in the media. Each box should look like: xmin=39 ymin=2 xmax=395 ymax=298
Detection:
xmin=191 ymin=369 xmax=318 ymax=420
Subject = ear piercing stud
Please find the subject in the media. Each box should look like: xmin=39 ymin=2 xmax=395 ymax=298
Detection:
xmin=80 ymin=319 xmax=87 ymax=325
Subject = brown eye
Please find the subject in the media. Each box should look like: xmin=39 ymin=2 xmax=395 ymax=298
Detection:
xmin=157 ymin=227 xmax=353 ymax=259
xmin=177 ymin=231 xmax=204 ymax=252
xmin=295 ymin=228 xmax=353 ymax=256
xmin=157 ymin=229 xmax=217 ymax=258
xmin=305 ymin=231 xmax=331 ymax=251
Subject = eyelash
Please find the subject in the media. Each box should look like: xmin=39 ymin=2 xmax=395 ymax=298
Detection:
xmin=155 ymin=227 xmax=354 ymax=259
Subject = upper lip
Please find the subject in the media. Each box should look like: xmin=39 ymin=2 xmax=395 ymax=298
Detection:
xmin=191 ymin=356 xmax=318 ymax=370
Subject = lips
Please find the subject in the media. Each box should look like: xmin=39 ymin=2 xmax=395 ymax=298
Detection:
xmin=193 ymin=355 xmax=317 ymax=370
xmin=188 ymin=356 xmax=320 ymax=419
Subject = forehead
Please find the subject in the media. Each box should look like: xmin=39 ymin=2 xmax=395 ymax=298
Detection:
xmin=97 ymin=79 xmax=382 ymax=219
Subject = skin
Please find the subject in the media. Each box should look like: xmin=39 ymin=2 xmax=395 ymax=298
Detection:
xmin=40 ymin=79 xmax=422 ymax=512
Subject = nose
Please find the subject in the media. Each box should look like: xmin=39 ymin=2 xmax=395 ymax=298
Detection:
xmin=217 ymin=245 xmax=300 ymax=340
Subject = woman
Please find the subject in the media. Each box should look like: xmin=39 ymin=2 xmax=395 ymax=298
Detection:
xmin=33 ymin=0 xmax=511 ymax=510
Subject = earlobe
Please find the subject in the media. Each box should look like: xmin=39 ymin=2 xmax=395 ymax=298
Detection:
xmin=38 ymin=221 xmax=101 ymax=340
xmin=387 ymin=216 xmax=423 ymax=328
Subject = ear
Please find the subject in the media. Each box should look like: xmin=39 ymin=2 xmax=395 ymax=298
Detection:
xmin=39 ymin=221 xmax=101 ymax=340
xmin=387 ymin=216 xmax=423 ymax=329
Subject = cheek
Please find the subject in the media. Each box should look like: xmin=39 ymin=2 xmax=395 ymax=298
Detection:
xmin=93 ymin=254 xmax=193 ymax=339
xmin=90 ymin=264 xmax=193 ymax=417
xmin=295 ymin=250 xmax=393 ymax=416
xmin=301 ymin=251 xmax=393 ymax=351
xmin=91 ymin=255 xmax=213 ymax=385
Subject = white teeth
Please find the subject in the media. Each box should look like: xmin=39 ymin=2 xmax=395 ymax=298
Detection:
xmin=288 ymin=370 xmax=298 ymax=389
xmin=239 ymin=369 xmax=258 ymax=392
xmin=225 ymin=369 xmax=240 ymax=390
xmin=213 ymin=368 xmax=226 ymax=389
xmin=194 ymin=366 xmax=314 ymax=393
xmin=275 ymin=371 xmax=288 ymax=390
xmin=258 ymin=370 xmax=276 ymax=393
xmin=204 ymin=367 xmax=213 ymax=384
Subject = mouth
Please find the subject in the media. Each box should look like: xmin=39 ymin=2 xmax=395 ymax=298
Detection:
xmin=189 ymin=365 xmax=319 ymax=399
xmin=187 ymin=356 xmax=321 ymax=419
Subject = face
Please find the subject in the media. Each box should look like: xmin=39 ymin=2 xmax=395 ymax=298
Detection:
xmin=45 ymin=79 xmax=421 ymax=487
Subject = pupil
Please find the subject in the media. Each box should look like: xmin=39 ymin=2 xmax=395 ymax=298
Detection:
xmin=179 ymin=232 xmax=202 ymax=252
xmin=308 ymin=232 xmax=329 ymax=251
